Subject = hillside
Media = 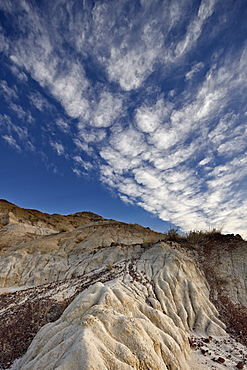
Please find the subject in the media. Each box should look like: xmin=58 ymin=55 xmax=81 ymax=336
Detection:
xmin=0 ymin=201 xmax=246 ymax=369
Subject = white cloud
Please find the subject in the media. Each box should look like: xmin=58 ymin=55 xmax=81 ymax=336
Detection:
xmin=50 ymin=141 xmax=65 ymax=156
xmin=0 ymin=114 xmax=12 ymax=129
xmin=135 ymin=99 xmax=171 ymax=133
xmin=133 ymin=168 xmax=163 ymax=189
xmin=77 ymin=126 xmax=106 ymax=144
xmin=5 ymin=5 xmax=90 ymax=121
xmin=185 ymin=62 xmax=204 ymax=80
xmin=72 ymin=168 xmax=83 ymax=177
xmin=100 ymin=147 xmax=139 ymax=174
xmin=73 ymin=155 xmax=93 ymax=171
xmin=73 ymin=138 xmax=93 ymax=155
xmin=198 ymin=0 xmax=216 ymax=21
xmin=0 ymin=26 xmax=9 ymax=53
xmin=9 ymin=64 xmax=28 ymax=82
xmin=208 ymin=112 xmax=247 ymax=157
xmin=198 ymin=157 xmax=212 ymax=166
xmin=148 ymin=126 xmax=179 ymax=150
xmin=0 ymin=80 xmax=18 ymax=102
xmin=0 ymin=114 xmax=31 ymax=151
xmin=51 ymin=64 xmax=89 ymax=119
xmin=175 ymin=0 xmax=217 ymax=57
xmin=12 ymin=125 xmax=28 ymax=141
xmin=110 ymin=128 xmax=146 ymax=157
xmin=29 ymin=92 xmax=51 ymax=112
xmin=56 ymin=118 xmax=70 ymax=133
xmin=152 ymin=143 xmax=197 ymax=171
xmin=91 ymin=91 xmax=123 ymax=128
xmin=86 ymin=1 xmax=169 ymax=91
xmin=2 ymin=134 xmax=21 ymax=151
xmin=8 ymin=103 xmax=26 ymax=119
xmin=217 ymin=136 xmax=246 ymax=157
xmin=106 ymin=43 xmax=161 ymax=91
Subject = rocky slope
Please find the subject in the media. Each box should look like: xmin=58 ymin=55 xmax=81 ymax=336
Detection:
xmin=0 ymin=200 xmax=246 ymax=369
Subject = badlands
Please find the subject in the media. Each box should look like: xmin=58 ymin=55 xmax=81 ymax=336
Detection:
xmin=0 ymin=199 xmax=246 ymax=369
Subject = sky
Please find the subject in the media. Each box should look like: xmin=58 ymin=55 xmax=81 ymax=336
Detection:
xmin=0 ymin=0 xmax=247 ymax=238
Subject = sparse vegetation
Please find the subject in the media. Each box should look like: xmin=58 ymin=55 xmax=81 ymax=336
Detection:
xmin=137 ymin=227 xmax=226 ymax=249
xmin=165 ymin=228 xmax=181 ymax=241
xmin=162 ymin=227 xmax=224 ymax=248
xmin=57 ymin=223 xmax=73 ymax=233
xmin=141 ymin=233 xmax=163 ymax=247
xmin=186 ymin=230 xmax=206 ymax=248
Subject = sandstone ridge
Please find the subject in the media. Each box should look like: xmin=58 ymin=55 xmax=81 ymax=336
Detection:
xmin=0 ymin=201 xmax=246 ymax=370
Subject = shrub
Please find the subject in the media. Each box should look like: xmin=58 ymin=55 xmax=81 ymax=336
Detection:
xmin=186 ymin=230 xmax=206 ymax=248
xmin=57 ymin=223 xmax=71 ymax=232
xmin=185 ymin=228 xmax=223 ymax=248
xmin=165 ymin=228 xmax=184 ymax=242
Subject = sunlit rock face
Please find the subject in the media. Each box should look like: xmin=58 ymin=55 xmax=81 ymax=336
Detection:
xmin=9 ymin=243 xmax=226 ymax=370
xmin=0 ymin=200 xmax=246 ymax=369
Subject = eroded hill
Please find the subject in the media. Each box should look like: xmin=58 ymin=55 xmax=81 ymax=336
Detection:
xmin=0 ymin=201 xmax=246 ymax=370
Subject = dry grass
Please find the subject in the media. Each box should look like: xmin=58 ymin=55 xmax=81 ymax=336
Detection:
xmin=163 ymin=227 xmax=224 ymax=248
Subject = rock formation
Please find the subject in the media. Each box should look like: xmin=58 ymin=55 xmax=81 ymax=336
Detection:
xmin=0 ymin=200 xmax=246 ymax=369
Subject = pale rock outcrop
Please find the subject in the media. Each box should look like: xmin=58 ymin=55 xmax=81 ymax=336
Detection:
xmin=0 ymin=212 xmax=18 ymax=225
xmin=136 ymin=244 xmax=225 ymax=336
xmin=9 ymin=242 xmax=226 ymax=370
xmin=11 ymin=281 xmax=190 ymax=370
xmin=1 ymin=223 xmax=58 ymax=236
xmin=0 ymin=201 xmax=246 ymax=370
xmin=0 ymin=222 xmax=163 ymax=287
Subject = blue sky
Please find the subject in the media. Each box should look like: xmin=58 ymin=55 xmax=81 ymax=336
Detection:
xmin=0 ymin=0 xmax=246 ymax=237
